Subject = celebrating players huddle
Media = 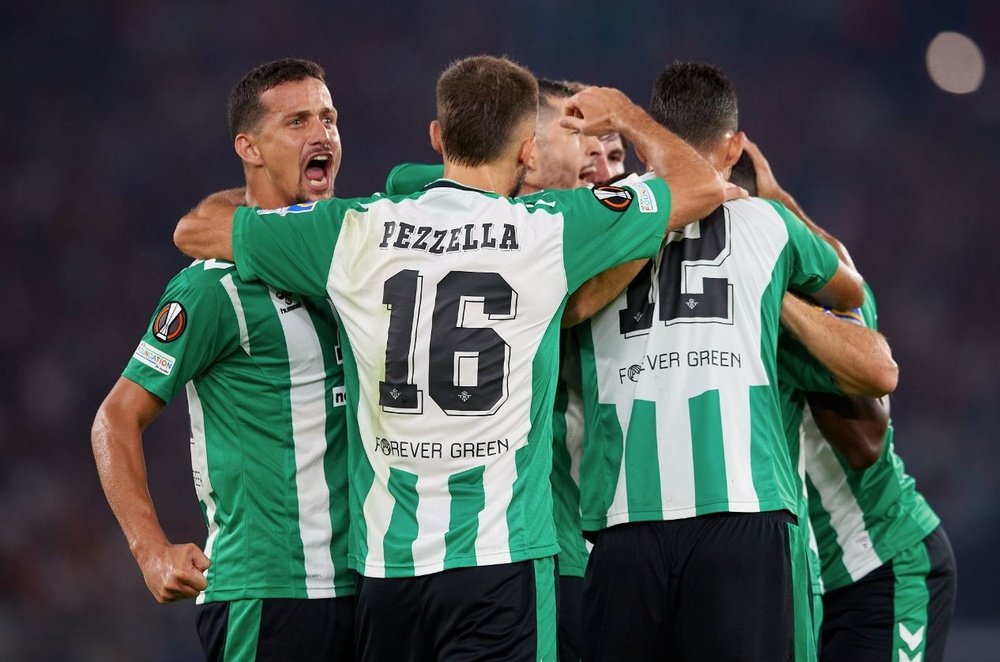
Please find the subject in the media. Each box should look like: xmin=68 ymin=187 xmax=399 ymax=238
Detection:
xmin=92 ymin=55 xmax=956 ymax=661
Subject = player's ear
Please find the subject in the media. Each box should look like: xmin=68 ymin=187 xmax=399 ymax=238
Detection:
xmin=724 ymin=131 xmax=747 ymax=170
xmin=235 ymin=133 xmax=264 ymax=167
xmin=429 ymin=121 xmax=443 ymax=155
xmin=521 ymin=135 xmax=537 ymax=170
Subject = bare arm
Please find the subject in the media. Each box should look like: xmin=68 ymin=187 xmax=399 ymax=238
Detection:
xmin=781 ymin=293 xmax=897 ymax=397
xmin=173 ymin=188 xmax=246 ymax=260
xmin=561 ymin=87 xmax=746 ymax=233
xmin=563 ymin=259 xmax=648 ymax=327
xmin=92 ymin=377 xmax=210 ymax=603
xmin=807 ymin=393 xmax=889 ymax=471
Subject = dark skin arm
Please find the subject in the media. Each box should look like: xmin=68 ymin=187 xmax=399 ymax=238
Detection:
xmin=92 ymin=377 xmax=211 ymax=603
xmin=807 ymin=392 xmax=889 ymax=471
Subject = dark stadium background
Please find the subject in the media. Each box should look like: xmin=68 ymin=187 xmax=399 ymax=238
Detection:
xmin=2 ymin=1 xmax=998 ymax=659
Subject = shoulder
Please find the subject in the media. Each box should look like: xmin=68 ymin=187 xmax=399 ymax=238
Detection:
xmin=172 ymin=259 xmax=240 ymax=289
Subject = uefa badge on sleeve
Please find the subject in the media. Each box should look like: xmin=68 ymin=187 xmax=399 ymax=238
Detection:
xmin=152 ymin=301 xmax=187 ymax=342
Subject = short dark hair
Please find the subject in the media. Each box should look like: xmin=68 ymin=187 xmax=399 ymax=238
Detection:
xmin=729 ymin=150 xmax=757 ymax=196
xmin=537 ymin=79 xmax=577 ymax=119
xmin=649 ymin=62 xmax=738 ymax=150
xmin=436 ymin=55 xmax=539 ymax=166
xmin=227 ymin=58 xmax=326 ymax=140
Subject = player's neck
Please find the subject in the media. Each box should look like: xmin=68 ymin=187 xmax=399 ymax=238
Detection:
xmin=441 ymin=160 xmax=516 ymax=196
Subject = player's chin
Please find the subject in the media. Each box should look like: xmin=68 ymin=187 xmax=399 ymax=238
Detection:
xmin=298 ymin=181 xmax=335 ymax=202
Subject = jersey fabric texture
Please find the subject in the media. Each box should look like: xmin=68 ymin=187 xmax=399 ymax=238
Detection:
xmin=576 ymin=196 xmax=840 ymax=531
xmin=231 ymin=177 xmax=672 ymax=578
xmin=122 ymin=259 xmax=355 ymax=602
xmin=778 ymin=283 xmax=941 ymax=592
xmin=551 ymin=332 xmax=589 ymax=578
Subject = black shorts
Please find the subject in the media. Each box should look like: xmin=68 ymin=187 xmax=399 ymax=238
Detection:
xmin=820 ymin=525 xmax=957 ymax=662
xmin=583 ymin=511 xmax=813 ymax=662
xmin=559 ymin=575 xmax=583 ymax=662
xmin=355 ymin=557 xmax=557 ymax=661
xmin=195 ymin=596 xmax=355 ymax=662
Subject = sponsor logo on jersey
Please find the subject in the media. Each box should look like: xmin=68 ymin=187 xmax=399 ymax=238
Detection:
xmin=274 ymin=289 xmax=302 ymax=314
xmin=631 ymin=181 xmax=658 ymax=214
xmin=133 ymin=341 xmax=176 ymax=376
xmin=152 ymin=302 xmax=187 ymax=342
xmin=332 ymin=385 xmax=346 ymax=407
xmin=592 ymin=185 xmax=633 ymax=211
xmin=256 ymin=202 xmax=318 ymax=216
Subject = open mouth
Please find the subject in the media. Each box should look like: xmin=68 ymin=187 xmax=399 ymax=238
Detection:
xmin=303 ymin=153 xmax=332 ymax=191
xmin=579 ymin=165 xmax=597 ymax=183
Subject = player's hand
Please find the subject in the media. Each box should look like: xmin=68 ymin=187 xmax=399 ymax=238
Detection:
xmin=723 ymin=179 xmax=749 ymax=201
xmin=560 ymin=86 xmax=636 ymax=136
xmin=136 ymin=542 xmax=211 ymax=603
xmin=742 ymin=138 xmax=784 ymax=200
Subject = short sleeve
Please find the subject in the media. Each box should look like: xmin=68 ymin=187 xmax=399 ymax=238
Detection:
xmin=765 ymin=200 xmax=839 ymax=295
xmin=121 ymin=267 xmax=240 ymax=403
xmin=385 ymin=163 xmax=444 ymax=196
xmin=776 ymin=331 xmax=841 ymax=394
xmin=531 ymin=176 xmax=672 ymax=292
xmin=232 ymin=198 xmax=360 ymax=297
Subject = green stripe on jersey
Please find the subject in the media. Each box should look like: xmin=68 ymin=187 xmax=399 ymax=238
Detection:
xmin=122 ymin=261 xmax=354 ymax=602
xmin=444 ymin=466 xmax=486 ymax=569
xmin=625 ymin=400 xmax=662 ymax=514
xmin=385 ymin=468 xmax=420 ymax=575
xmin=690 ymin=391 xmax=728 ymax=515
xmin=892 ymin=539 xmax=932 ymax=661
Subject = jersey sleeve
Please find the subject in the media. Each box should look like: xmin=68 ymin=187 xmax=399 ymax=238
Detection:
xmin=539 ymin=176 xmax=672 ymax=292
xmin=765 ymin=200 xmax=840 ymax=295
xmin=232 ymin=198 xmax=364 ymax=297
xmin=385 ymin=163 xmax=444 ymax=196
xmin=121 ymin=267 xmax=241 ymax=403
xmin=776 ymin=331 xmax=841 ymax=394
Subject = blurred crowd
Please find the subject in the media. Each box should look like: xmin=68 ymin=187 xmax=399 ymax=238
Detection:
xmin=1 ymin=1 xmax=997 ymax=659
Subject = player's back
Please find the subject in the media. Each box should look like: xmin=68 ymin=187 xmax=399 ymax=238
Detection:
xmin=231 ymin=176 xmax=673 ymax=577
xmin=577 ymin=196 xmax=840 ymax=529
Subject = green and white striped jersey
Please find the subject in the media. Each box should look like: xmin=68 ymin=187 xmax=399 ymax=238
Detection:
xmin=552 ymin=332 xmax=589 ymax=578
xmin=231 ymin=178 xmax=672 ymax=577
xmin=779 ymin=284 xmax=940 ymax=592
xmin=577 ymin=196 xmax=839 ymax=530
xmin=122 ymin=259 xmax=354 ymax=603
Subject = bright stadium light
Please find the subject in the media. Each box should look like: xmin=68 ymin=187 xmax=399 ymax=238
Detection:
xmin=926 ymin=31 xmax=985 ymax=94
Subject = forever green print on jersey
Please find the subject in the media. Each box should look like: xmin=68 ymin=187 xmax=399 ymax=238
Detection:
xmin=577 ymin=196 xmax=839 ymax=530
xmin=122 ymin=258 xmax=354 ymax=602
xmin=782 ymin=284 xmax=940 ymax=591
xmin=232 ymin=178 xmax=672 ymax=577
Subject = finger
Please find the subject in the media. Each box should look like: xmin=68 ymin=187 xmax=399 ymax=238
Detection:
xmin=188 ymin=545 xmax=211 ymax=571
xmin=723 ymin=183 xmax=749 ymax=201
xmin=178 ymin=567 xmax=209 ymax=592
xmin=559 ymin=115 xmax=586 ymax=132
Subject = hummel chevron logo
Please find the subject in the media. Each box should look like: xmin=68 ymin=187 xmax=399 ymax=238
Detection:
xmin=899 ymin=623 xmax=925 ymax=652
xmin=898 ymin=652 xmax=921 ymax=662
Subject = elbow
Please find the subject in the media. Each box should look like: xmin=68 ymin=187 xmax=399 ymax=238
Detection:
xmin=561 ymin=297 xmax=590 ymax=328
xmin=844 ymin=440 xmax=883 ymax=471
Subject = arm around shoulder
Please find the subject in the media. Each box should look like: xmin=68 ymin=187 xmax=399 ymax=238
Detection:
xmin=173 ymin=188 xmax=243 ymax=261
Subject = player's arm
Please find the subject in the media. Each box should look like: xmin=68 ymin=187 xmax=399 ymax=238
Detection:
xmin=92 ymin=377 xmax=211 ymax=603
xmin=561 ymin=87 xmax=746 ymax=233
xmin=562 ymin=259 xmax=647 ymax=327
xmin=780 ymin=293 xmax=897 ymax=397
xmin=806 ymin=392 xmax=889 ymax=471
xmin=173 ymin=188 xmax=246 ymax=260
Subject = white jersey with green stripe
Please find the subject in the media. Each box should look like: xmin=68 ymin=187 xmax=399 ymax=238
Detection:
xmin=779 ymin=284 xmax=940 ymax=592
xmin=577 ymin=195 xmax=840 ymax=530
xmin=122 ymin=259 xmax=354 ymax=603
xmin=231 ymin=178 xmax=672 ymax=577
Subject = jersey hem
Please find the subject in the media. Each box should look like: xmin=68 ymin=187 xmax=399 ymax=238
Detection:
xmin=351 ymin=542 xmax=561 ymax=578
xmin=198 ymin=583 xmax=356 ymax=603
xmin=582 ymin=497 xmax=797 ymax=531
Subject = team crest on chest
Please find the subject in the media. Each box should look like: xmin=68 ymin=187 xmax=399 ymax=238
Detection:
xmin=152 ymin=302 xmax=187 ymax=342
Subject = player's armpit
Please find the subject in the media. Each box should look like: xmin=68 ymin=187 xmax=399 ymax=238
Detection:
xmin=807 ymin=392 xmax=889 ymax=471
xmin=563 ymin=259 xmax=648 ymax=327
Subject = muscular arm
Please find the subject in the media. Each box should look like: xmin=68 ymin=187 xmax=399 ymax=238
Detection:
xmin=173 ymin=187 xmax=245 ymax=260
xmin=92 ymin=377 xmax=210 ymax=603
xmin=807 ymin=392 xmax=889 ymax=471
xmin=780 ymin=293 xmax=898 ymax=397
xmin=562 ymin=259 xmax=647 ymax=327
xmin=562 ymin=87 xmax=746 ymax=233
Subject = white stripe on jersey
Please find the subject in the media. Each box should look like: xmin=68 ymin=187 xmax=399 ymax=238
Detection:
xmin=269 ymin=288 xmax=337 ymax=597
xmin=802 ymin=405 xmax=883 ymax=582
xmin=186 ymin=382 xmax=219 ymax=606
xmin=220 ymin=274 xmax=250 ymax=354
xmin=411 ymin=473 xmax=448 ymax=575
xmin=476 ymin=454 xmax=514 ymax=566
xmin=719 ymin=381 xmax=761 ymax=511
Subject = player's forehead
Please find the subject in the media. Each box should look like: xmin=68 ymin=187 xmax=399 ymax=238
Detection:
xmin=259 ymin=78 xmax=336 ymax=117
